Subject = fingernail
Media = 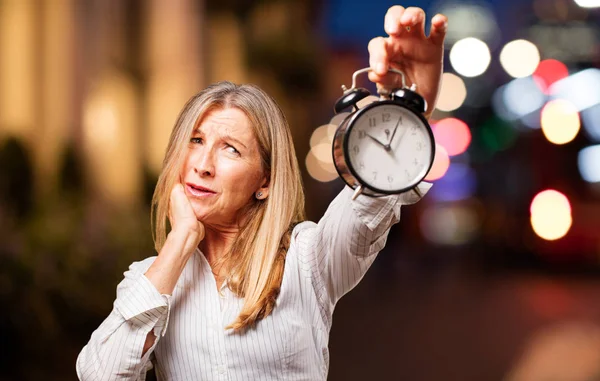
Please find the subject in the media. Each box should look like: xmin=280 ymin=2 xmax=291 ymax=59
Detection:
xmin=386 ymin=21 xmax=397 ymax=34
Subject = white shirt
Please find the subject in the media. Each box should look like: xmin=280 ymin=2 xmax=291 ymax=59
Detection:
xmin=76 ymin=184 xmax=430 ymax=380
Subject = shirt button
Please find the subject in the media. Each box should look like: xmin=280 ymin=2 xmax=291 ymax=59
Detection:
xmin=218 ymin=365 xmax=226 ymax=374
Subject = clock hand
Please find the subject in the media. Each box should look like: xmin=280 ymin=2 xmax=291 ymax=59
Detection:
xmin=366 ymin=133 xmax=388 ymax=149
xmin=386 ymin=125 xmax=411 ymax=161
xmin=392 ymin=127 xmax=409 ymax=150
xmin=384 ymin=116 xmax=403 ymax=150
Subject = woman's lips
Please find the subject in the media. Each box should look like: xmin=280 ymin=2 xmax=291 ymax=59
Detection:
xmin=185 ymin=183 xmax=216 ymax=198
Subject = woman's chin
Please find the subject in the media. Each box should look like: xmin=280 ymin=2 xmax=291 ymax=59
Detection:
xmin=190 ymin=207 xmax=209 ymax=222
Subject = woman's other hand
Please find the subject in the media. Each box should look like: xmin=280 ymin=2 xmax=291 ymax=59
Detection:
xmin=368 ymin=6 xmax=448 ymax=119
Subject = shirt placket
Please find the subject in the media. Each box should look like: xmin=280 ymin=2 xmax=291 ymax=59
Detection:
xmin=198 ymin=253 xmax=231 ymax=380
xmin=216 ymin=283 xmax=231 ymax=380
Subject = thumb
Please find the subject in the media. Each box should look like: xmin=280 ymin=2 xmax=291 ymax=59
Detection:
xmin=429 ymin=14 xmax=448 ymax=46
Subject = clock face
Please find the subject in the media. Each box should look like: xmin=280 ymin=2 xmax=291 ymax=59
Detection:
xmin=345 ymin=103 xmax=434 ymax=193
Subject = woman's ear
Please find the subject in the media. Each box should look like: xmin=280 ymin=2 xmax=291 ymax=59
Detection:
xmin=255 ymin=177 xmax=269 ymax=200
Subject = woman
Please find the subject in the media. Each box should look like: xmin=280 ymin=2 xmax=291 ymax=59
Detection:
xmin=77 ymin=5 xmax=447 ymax=380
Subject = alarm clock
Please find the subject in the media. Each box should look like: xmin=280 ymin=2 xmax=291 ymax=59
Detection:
xmin=331 ymin=67 xmax=435 ymax=200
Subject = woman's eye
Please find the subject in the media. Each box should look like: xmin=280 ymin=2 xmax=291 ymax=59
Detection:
xmin=226 ymin=145 xmax=240 ymax=155
xmin=190 ymin=137 xmax=202 ymax=144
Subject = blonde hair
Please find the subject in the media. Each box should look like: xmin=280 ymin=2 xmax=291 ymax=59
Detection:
xmin=151 ymin=81 xmax=305 ymax=330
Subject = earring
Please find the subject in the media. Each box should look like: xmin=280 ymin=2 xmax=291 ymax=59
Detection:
xmin=256 ymin=191 xmax=263 ymax=199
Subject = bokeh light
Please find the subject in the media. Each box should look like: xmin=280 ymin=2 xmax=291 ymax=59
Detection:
xmin=307 ymin=123 xmax=337 ymax=182
xmin=420 ymin=203 xmax=480 ymax=245
xmin=495 ymin=76 xmax=547 ymax=124
xmin=310 ymin=123 xmax=336 ymax=148
xmin=305 ymin=150 xmax=337 ymax=182
xmin=533 ymin=59 xmax=569 ymax=94
xmin=573 ymin=0 xmax=600 ymax=7
xmin=436 ymin=2 xmax=501 ymax=47
xmin=500 ymin=39 xmax=540 ymax=78
xmin=479 ymin=116 xmax=518 ymax=153
xmin=82 ymin=74 xmax=141 ymax=203
xmin=578 ymin=145 xmax=600 ymax=183
xmin=432 ymin=118 xmax=471 ymax=156
xmin=492 ymin=85 xmax=517 ymax=122
xmin=428 ymin=163 xmax=477 ymax=202
xmin=310 ymin=142 xmax=332 ymax=164
xmin=541 ymin=99 xmax=580 ymax=145
xmin=436 ymin=73 xmax=467 ymax=112
xmin=329 ymin=111 xmax=350 ymax=126
xmin=582 ymin=103 xmax=600 ymax=141
xmin=530 ymin=190 xmax=572 ymax=241
xmin=424 ymin=143 xmax=450 ymax=181
xmin=521 ymin=109 xmax=543 ymax=130
xmin=83 ymin=94 xmax=118 ymax=145
xmin=550 ymin=68 xmax=600 ymax=112
xmin=449 ymin=37 xmax=491 ymax=78
xmin=506 ymin=322 xmax=600 ymax=381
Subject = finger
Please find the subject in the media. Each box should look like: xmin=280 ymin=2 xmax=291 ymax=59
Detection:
xmin=368 ymin=71 xmax=404 ymax=91
xmin=168 ymin=185 xmax=178 ymax=228
xmin=384 ymin=5 xmax=405 ymax=36
xmin=170 ymin=183 xmax=188 ymax=220
xmin=368 ymin=36 xmax=389 ymax=76
xmin=169 ymin=184 xmax=179 ymax=222
xmin=197 ymin=221 xmax=206 ymax=241
xmin=429 ymin=13 xmax=448 ymax=45
xmin=169 ymin=183 xmax=181 ymax=209
xmin=400 ymin=7 xmax=426 ymax=36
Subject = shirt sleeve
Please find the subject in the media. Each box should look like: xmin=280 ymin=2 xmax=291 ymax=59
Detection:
xmin=76 ymin=256 xmax=171 ymax=381
xmin=294 ymin=182 xmax=431 ymax=316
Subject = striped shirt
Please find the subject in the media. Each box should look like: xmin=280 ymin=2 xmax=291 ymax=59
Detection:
xmin=76 ymin=184 xmax=430 ymax=380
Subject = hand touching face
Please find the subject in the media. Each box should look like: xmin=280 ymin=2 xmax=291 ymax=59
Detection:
xmin=169 ymin=183 xmax=205 ymax=240
xmin=368 ymin=6 xmax=448 ymax=119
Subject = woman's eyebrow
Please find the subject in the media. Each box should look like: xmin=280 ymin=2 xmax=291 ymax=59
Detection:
xmin=222 ymin=134 xmax=248 ymax=149
xmin=193 ymin=128 xmax=248 ymax=149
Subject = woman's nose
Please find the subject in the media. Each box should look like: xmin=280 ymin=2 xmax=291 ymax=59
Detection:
xmin=193 ymin=151 xmax=215 ymax=177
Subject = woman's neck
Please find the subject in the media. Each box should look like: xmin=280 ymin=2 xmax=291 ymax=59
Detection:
xmin=199 ymin=224 xmax=239 ymax=267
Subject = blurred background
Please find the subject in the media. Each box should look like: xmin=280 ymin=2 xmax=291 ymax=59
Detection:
xmin=1 ymin=0 xmax=600 ymax=380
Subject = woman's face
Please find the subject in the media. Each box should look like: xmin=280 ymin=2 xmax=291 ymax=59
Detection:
xmin=180 ymin=107 xmax=268 ymax=228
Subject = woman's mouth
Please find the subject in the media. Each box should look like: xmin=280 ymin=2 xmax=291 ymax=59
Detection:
xmin=185 ymin=183 xmax=216 ymax=198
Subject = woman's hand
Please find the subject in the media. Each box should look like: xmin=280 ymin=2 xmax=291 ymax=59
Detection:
xmin=169 ymin=183 xmax=205 ymax=248
xmin=142 ymin=185 xmax=204 ymax=355
xmin=368 ymin=6 xmax=448 ymax=119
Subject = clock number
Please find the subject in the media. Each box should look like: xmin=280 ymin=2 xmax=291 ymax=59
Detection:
xmin=369 ymin=117 xmax=377 ymax=127
xmin=353 ymin=145 xmax=360 ymax=155
xmin=372 ymin=171 xmax=378 ymax=181
xmin=416 ymin=142 xmax=423 ymax=151
xmin=411 ymin=124 xmax=417 ymax=135
xmin=405 ymin=170 xmax=410 ymax=179
xmin=358 ymin=130 xmax=366 ymax=139
xmin=359 ymin=161 xmax=365 ymax=170
xmin=387 ymin=175 xmax=394 ymax=183
xmin=382 ymin=113 xmax=391 ymax=123
xmin=413 ymin=158 xmax=419 ymax=166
